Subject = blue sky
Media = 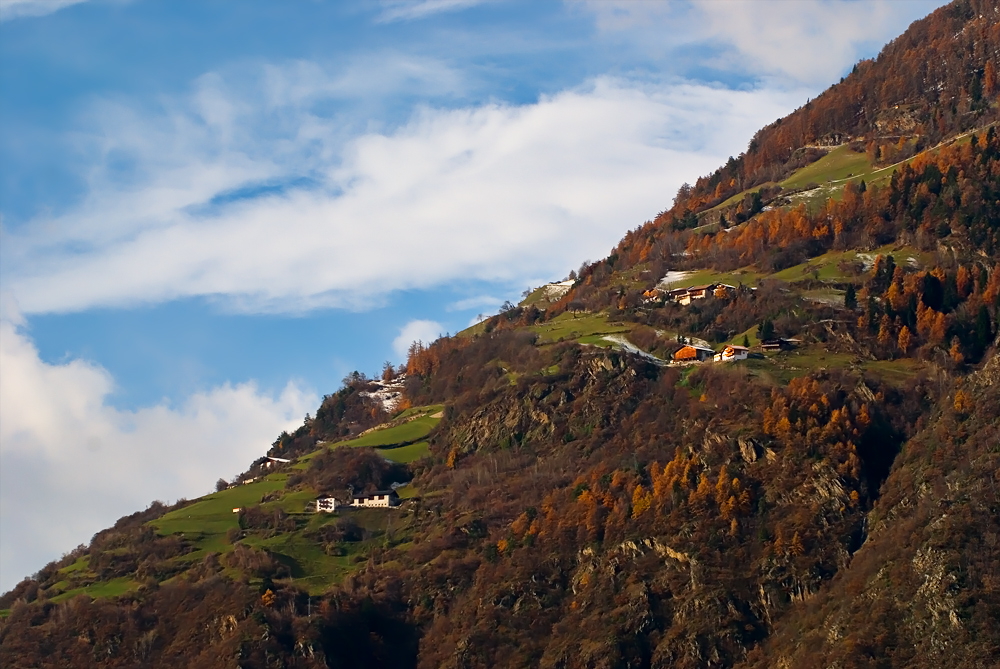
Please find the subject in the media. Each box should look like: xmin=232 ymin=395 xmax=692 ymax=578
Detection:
xmin=0 ymin=0 xmax=947 ymax=590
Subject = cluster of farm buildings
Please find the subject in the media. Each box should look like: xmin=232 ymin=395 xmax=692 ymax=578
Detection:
xmin=314 ymin=489 xmax=400 ymax=513
xmin=643 ymin=282 xmax=742 ymax=306
xmin=672 ymin=338 xmax=797 ymax=364
xmin=231 ymin=490 xmax=400 ymax=515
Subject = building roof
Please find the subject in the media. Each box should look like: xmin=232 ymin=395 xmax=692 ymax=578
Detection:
xmin=727 ymin=345 xmax=749 ymax=351
xmin=353 ymin=490 xmax=399 ymax=500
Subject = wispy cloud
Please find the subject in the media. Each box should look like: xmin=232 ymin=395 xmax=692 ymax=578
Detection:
xmin=447 ymin=295 xmax=503 ymax=312
xmin=574 ymin=0 xmax=948 ymax=86
xmin=1 ymin=66 xmax=804 ymax=315
xmin=377 ymin=0 xmax=487 ymax=23
xmin=0 ymin=312 xmax=315 ymax=591
xmin=1 ymin=0 xmax=91 ymax=21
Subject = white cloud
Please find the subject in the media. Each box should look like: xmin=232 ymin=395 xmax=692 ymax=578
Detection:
xmin=377 ymin=0 xmax=487 ymax=23
xmin=447 ymin=295 xmax=503 ymax=312
xmin=2 ymin=69 xmax=804 ymax=316
xmin=392 ymin=319 xmax=443 ymax=358
xmin=0 ymin=314 xmax=315 ymax=591
xmin=0 ymin=0 xmax=91 ymax=21
xmin=575 ymin=0 xmax=949 ymax=86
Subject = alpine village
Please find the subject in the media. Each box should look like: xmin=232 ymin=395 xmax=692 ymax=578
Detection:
xmin=3 ymin=2 xmax=1000 ymax=667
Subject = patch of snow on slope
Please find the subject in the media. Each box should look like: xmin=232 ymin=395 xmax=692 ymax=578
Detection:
xmin=543 ymin=280 xmax=575 ymax=300
xmin=658 ymin=271 xmax=692 ymax=286
xmin=602 ymin=334 xmax=667 ymax=366
xmin=361 ymin=376 xmax=407 ymax=412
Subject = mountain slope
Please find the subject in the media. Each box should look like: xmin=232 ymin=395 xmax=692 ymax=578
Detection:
xmin=2 ymin=2 xmax=999 ymax=667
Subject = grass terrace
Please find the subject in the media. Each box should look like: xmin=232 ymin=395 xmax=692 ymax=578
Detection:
xmin=528 ymin=311 xmax=631 ymax=344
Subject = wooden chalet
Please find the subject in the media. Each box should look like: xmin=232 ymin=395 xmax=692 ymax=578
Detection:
xmin=673 ymin=344 xmax=716 ymax=362
xmin=675 ymin=283 xmax=718 ymax=305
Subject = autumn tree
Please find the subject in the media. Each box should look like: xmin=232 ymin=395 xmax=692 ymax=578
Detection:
xmin=897 ymin=326 xmax=912 ymax=355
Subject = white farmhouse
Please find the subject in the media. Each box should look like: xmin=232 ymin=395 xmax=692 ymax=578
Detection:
xmin=351 ymin=490 xmax=400 ymax=508
xmin=315 ymin=496 xmax=338 ymax=513
xmin=713 ymin=345 xmax=750 ymax=363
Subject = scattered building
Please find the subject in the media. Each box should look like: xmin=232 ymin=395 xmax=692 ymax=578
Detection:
xmin=669 ymin=283 xmax=720 ymax=305
xmin=263 ymin=456 xmax=291 ymax=469
xmin=315 ymin=496 xmax=338 ymax=513
xmin=673 ymin=344 xmax=717 ymax=362
xmin=641 ymin=288 xmax=663 ymax=304
xmin=232 ymin=507 xmax=242 ymax=513
xmin=761 ymin=338 xmax=799 ymax=352
xmin=714 ymin=345 xmax=750 ymax=362
xmin=351 ymin=490 xmax=400 ymax=508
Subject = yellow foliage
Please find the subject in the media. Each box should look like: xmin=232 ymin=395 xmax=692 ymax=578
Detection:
xmin=715 ymin=465 xmax=729 ymax=505
xmin=261 ymin=589 xmax=275 ymax=607
xmin=790 ymin=532 xmax=805 ymax=556
xmin=954 ymin=389 xmax=970 ymax=415
xmin=497 ymin=539 xmax=509 ymax=554
xmin=897 ymin=325 xmax=912 ymax=355
xmin=631 ymin=484 xmax=652 ymax=519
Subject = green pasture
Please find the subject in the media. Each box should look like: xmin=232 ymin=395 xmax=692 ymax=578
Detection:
xmin=296 ymin=411 xmax=441 ymax=468
xmin=726 ymin=326 xmax=760 ymax=347
xmin=395 ymin=484 xmax=419 ymax=499
xmin=769 ymin=244 xmax=930 ymax=284
xmin=153 ymin=475 xmax=288 ymax=537
xmin=394 ymin=404 xmax=444 ymax=420
xmin=382 ymin=441 xmax=431 ymax=463
xmin=341 ymin=414 xmax=439 ymax=449
xmin=48 ymin=576 xmax=140 ymax=604
xmin=780 ymin=146 xmax=871 ymax=191
xmin=242 ymin=532 xmax=354 ymax=594
xmin=528 ymin=311 xmax=631 ymax=344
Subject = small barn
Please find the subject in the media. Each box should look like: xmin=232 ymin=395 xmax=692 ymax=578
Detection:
xmin=673 ymin=345 xmax=716 ymax=362
xmin=351 ymin=490 xmax=400 ymax=508
xmin=761 ymin=338 xmax=798 ymax=352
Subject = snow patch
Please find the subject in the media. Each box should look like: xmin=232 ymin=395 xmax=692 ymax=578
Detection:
xmin=543 ymin=280 xmax=575 ymax=299
xmin=601 ymin=334 xmax=667 ymax=366
xmin=360 ymin=376 xmax=407 ymax=412
xmin=658 ymin=270 xmax=693 ymax=286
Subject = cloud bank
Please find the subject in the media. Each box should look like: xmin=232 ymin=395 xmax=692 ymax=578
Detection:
xmin=0 ymin=315 xmax=315 ymax=591
xmin=3 ymin=70 xmax=804 ymax=316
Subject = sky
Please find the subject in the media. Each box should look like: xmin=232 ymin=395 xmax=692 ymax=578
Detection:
xmin=0 ymin=0 xmax=948 ymax=591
